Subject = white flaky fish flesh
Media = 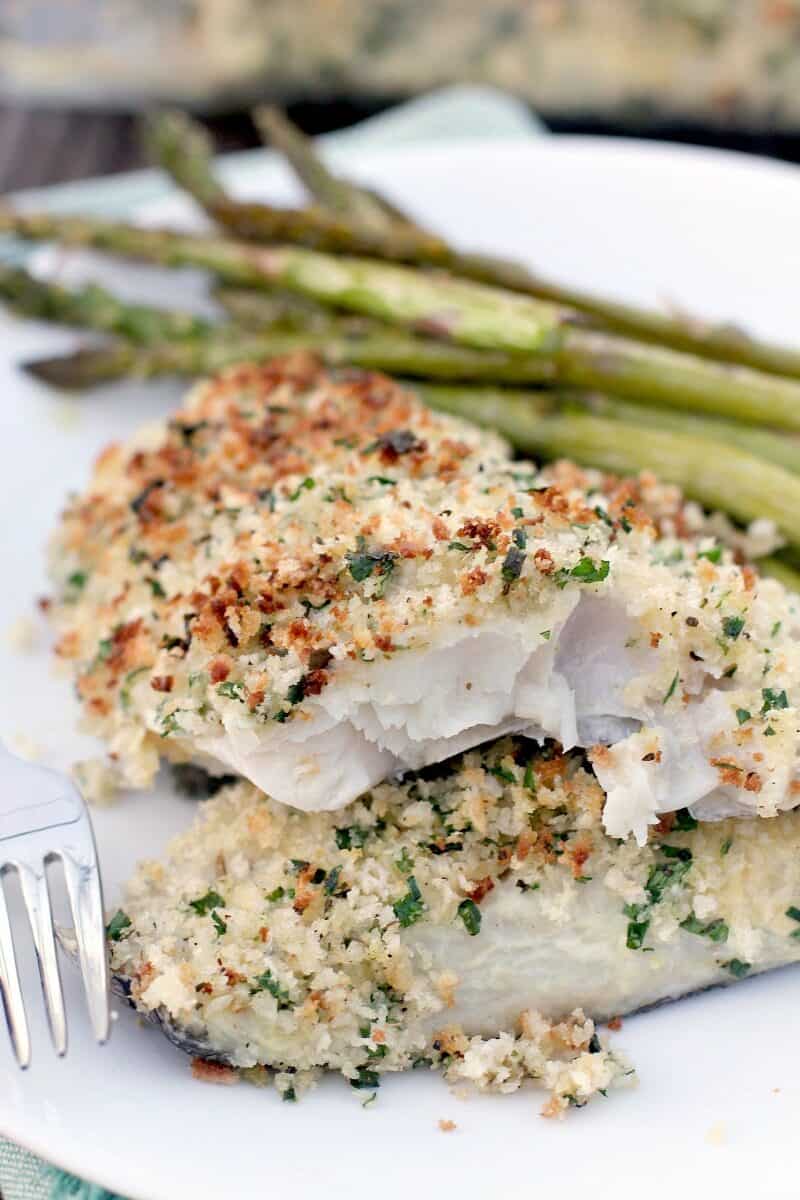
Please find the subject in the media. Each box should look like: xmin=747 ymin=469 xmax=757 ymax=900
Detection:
xmin=50 ymin=358 xmax=800 ymax=841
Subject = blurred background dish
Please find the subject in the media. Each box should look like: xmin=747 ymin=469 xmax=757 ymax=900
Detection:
xmin=6 ymin=0 xmax=800 ymax=190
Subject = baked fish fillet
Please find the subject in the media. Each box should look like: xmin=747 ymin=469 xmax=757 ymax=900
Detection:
xmin=108 ymin=738 xmax=800 ymax=1107
xmin=51 ymin=357 xmax=800 ymax=841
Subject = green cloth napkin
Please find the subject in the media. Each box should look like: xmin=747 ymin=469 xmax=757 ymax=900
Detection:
xmin=0 ymin=83 xmax=542 ymax=1200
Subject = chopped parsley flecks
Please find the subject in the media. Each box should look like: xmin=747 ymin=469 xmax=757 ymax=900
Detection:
xmin=625 ymin=847 xmax=693 ymax=951
xmin=761 ymin=688 xmax=789 ymax=714
xmin=720 ymin=837 xmax=733 ymax=857
xmin=724 ymin=959 xmax=751 ymax=978
xmin=346 ymin=538 xmax=398 ymax=595
xmin=458 ymin=898 xmax=482 ymax=936
xmin=557 ymin=557 xmax=611 ymax=588
xmin=673 ymin=809 xmax=698 ymax=832
xmin=251 ymin=968 xmax=293 ymax=1009
xmin=288 ymin=476 xmax=315 ymax=502
xmin=659 ymin=844 xmax=692 ymax=862
xmin=395 ymin=848 xmax=414 ymax=875
xmin=66 ymin=569 xmax=88 ymax=592
xmin=189 ymin=890 xmax=226 ymax=916
xmin=736 ymin=708 xmax=751 ymax=725
xmin=624 ymin=910 xmax=650 ymax=950
xmin=216 ymin=681 xmax=246 ymax=702
xmin=106 ymin=910 xmax=132 ymax=942
xmin=489 ymin=764 xmax=516 ymax=785
xmin=211 ymin=911 xmax=227 ymax=936
xmin=662 ymin=671 xmax=680 ymax=704
xmin=324 ymin=865 xmax=343 ymax=895
xmin=335 ymin=825 xmax=370 ymax=850
xmin=393 ymin=876 xmax=425 ymax=928
xmin=698 ymin=545 xmax=723 ymax=564
xmin=350 ymin=1066 xmax=381 ymax=1090
xmin=786 ymin=907 xmax=800 ymax=938
xmin=680 ymin=914 xmax=729 ymax=943
xmin=722 ymin=615 xmax=745 ymax=640
xmin=120 ymin=665 xmax=150 ymax=711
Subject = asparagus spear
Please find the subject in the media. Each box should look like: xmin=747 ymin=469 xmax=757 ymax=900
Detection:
xmin=214 ymin=283 xmax=345 ymax=330
xmin=253 ymin=106 xmax=401 ymax=232
xmin=213 ymin=284 xmax=380 ymax=334
xmin=209 ymin=200 xmax=800 ymax=382
xmin=758 ymin=556 xmax=800 ymax=593
xmin=0 ymin=264 xmax=212 ymax=343
xmin=416 ymin=384 xmax=800 ymax=548
xmin=577 ymin=393 xmax=800 ymax=476
xmin=21 ymin=329 xmax=556 ymax=390
xmin=209 ymin=198 xmax=452 ymax=261
xmin=4 ymin=208 xmax=800 ymax=429
xmin=146 ymin=108 xmax=800 ymax=379
xmin=0 ymin=209 xmax=563 ymax=350
xmin=141 ymin=110 xmax=227 ymax=211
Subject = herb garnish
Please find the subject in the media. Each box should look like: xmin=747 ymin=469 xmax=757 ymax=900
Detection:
xmin=288 ymin=477 xmax=315 ymax=502
xmin=393 ymin=876 xmax=425 ymax=927
xmin=346 ymin=537 xmax=398 ymax=596
xmin=786 ymin=907 xmax=800 ymax=938
xmin=662 ymin=671 xmax=679 ymax=704
xmin=761 ymin=688 xmax=789 ymax=713
xmin=457 ymin=898 xmax=482 ymax=936
xmin=335 ymin=825 xmax=369 ymax=850
xmin=724 ymin=959 xmax=751 ymax=978
xmin=680 ymin=914 xmax=729 ymax=942
xmin=556 ymin=557 xmax=610 ymax=588
xmin=722 ymin=616 xmax=745 ymax=640
xmin=251 ymin=969 xmax=293 ymax=1009
xmin=106 ymin=910 xmax=132 ymax=941
xmin=66 ymin=569 xmax=88 ymax=592
xmin=189 ymin=890 xmax=226 ymax=915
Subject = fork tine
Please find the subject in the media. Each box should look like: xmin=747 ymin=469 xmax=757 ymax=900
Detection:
xmin=61 ymin=853 xmax=110 ymax=1044
xmin=0 ymin=872 xmax=31 ymax=1068
xmin=17 ymin=862 xmax=67 ymax=1056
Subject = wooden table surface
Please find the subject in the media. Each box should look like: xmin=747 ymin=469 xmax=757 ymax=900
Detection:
xmin=0 ymin=103 xmax=377 ymax=193
xmin=4 ymin=103 xmax=800 ymax=193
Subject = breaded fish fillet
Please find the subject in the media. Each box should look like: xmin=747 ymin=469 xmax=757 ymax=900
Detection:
xmin=51 ymin=357 xmax=800 ymax=840
xmin=108 ymin=738 xmax=800 ymax=1105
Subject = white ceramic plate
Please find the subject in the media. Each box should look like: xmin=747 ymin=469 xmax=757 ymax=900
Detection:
xmin=2 ymin=136 xmax=800 ymax=1200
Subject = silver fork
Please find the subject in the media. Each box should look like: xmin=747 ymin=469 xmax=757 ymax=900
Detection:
xmin=0 ymin=741 xmax=109 ymax=1066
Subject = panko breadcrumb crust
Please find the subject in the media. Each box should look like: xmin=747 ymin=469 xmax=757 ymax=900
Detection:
xmin=50 ymin=358 xmax=800 ymax=834
xmin=109 ymin=738 xmax=800 ymax=1113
